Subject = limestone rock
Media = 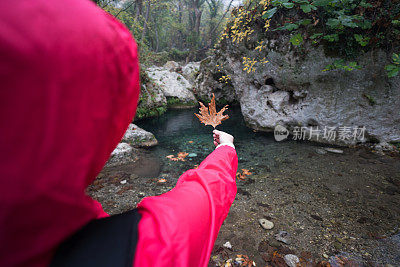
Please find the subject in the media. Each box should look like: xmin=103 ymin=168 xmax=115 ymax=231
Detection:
xmin=122 ymin=124 xmax=158 ymax=148
xmin=106 ymin=143 xmax=134 ymax=167
xmin=197 ymin=39 xmax=400 ymax=146
xmin=195 ymin=57 xmax=236 ymax=103
xmin=136 ymin=70 xmax=167 ymax=120
xmin=164 ymin=61 xmax=179 ymax=71
xmin=147 ymin=66 xmax=196 ymax=104
xmin=181 ymin=62 xmax=200 ymax=84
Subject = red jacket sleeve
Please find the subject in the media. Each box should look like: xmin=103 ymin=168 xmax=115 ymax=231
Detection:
xmin=134 ymin=145 xmax=238 ymax=267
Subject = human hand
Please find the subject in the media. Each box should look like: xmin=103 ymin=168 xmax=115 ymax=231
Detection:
xmin=213 ymin=130 xmax=234 ymax=148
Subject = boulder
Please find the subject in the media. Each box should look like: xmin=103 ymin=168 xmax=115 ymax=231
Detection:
xmin=181 ymin=62 xmax=200 ymax=84
xmin=136 ymin=70 xmax=167 ymax=120
xmin=195 ymin=57 xmax=236 ymax=103
xmin=147 ymin=66 xmax=196 ymax=106
xmin=122 ymin=124 xmax=158 ymax=148
xmin=164 ymin=61 xmax=180 ymax=71
xmin=106 ymin=143 xmax=134 ymax=167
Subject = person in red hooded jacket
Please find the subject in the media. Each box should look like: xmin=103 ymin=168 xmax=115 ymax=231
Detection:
xmin=0 ymin=0 xmax=238 ymax=266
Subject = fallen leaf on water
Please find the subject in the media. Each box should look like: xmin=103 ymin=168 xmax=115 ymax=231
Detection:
xmin=166 ymin=152 xmax=188 ymax=162
xmin=177 ymin=152 xmax=189 ymax=160
xmin=236 ymin=169 xmax=253 ymax=181
xmin=241 ymin=169 xmax=252 ymax=176
xmin=195 ymin=93 xmax=229 ymax=128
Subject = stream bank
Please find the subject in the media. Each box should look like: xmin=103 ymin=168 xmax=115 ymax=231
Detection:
xmin=89 ymin=107 xmax=400 ymax=266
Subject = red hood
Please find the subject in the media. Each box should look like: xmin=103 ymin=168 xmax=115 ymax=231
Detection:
xmin=0 ymin=0 xmax=140 ymax=266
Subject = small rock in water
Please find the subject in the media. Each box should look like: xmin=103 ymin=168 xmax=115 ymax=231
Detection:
xmin=275 ymin=231 xmax=291 ymax=244
xmin=223 ymin=241 xmax=232 ymax=250
xmin=138 ymin=192 xmax=145 ymax=197
xmin=259 ymin=218 xmax=274 ymax=230
xmin=120 ymin=180 xmax=127 ymax=184
xmin=188 ymin=153 xmax=197 ymax=158
xmin=284 ymin=254 xmax=300 ymax=267
xmin=324 ymin=148 xmax=344 ymax=154
xmin=315 ymin=148 xmax=327 ymax=155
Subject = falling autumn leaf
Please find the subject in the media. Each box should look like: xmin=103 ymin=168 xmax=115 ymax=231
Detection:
xmin=195 ymin=93 xmax=229 ymax=128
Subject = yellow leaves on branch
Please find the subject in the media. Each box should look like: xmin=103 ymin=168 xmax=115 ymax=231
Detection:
xmin=242 ymin=57 xmax=258 ymax=73
xmin=195 ymin=93 xmax=229 ymax=129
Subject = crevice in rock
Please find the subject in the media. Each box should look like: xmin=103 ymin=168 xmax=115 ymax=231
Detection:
xmin=265 ymin=77 xmax=275 ymax=86
xmin=288 ymin=91 xmax=299 ymax=105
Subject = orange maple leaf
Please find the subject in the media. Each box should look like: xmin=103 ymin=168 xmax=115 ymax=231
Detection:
xmin=195 ymin=93 xmax=229 ymax=128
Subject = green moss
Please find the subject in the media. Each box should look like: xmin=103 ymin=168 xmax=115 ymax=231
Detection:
xmin=166 ymin=97 xmax=197 ymax=108
xmin=135 ymin=105 xmax=167 ymax=120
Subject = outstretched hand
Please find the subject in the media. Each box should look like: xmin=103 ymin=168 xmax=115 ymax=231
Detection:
xmin=213 ymin=130 xmax=234 ymax=147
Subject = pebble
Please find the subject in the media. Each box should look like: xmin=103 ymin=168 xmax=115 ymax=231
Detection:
xmin=315 ymin=148 xmax=327 ymax=155
xmin=275 ymin=231 xmax=291 ymax=244
xmin=188 ymin=153 xmax=197 ymax=158
xmin=284 ymin=254 xmax=300 ymax=267
xmin=120 ymin=180 xmax=127 ymax=184
xmin=223 ymin=241 xmax=232 ymax=250
xmin=259 ymin=218 xmax=274 ymax=230
xmin=323 ymin=253 xmax=329 ymax=259
xmin=325 ymin=148 xmax=344 ymax=154
xmin=138 ymin=192 xmax=145 ymax=197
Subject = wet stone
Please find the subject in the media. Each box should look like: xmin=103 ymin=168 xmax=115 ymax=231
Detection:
xmin=316 ymin=148 xmax=327 ymax=155
xmin=275 ymin=231 xmax=291 ymax=244
xmin=284 ymin=254 xmax=300 ymax=267
xmin=325 ymin=148 xmax=344 ymax=154
xmin=259 ymin=218 xmax=274 ymax=230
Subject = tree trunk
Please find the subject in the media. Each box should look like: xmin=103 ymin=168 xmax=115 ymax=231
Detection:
xmin=135 ymin=0 xmax=143 ymax=21
xmin=141 ymin=0 xmax=151 ymax=42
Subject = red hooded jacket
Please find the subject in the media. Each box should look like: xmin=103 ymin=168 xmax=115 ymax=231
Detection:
xmin=0 ymin=0 xmax=237 ymax=266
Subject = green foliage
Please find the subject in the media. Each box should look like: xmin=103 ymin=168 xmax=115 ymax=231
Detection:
xmin=168 ymin=48 xmax=189 ymax=62
xmin=290 ymin=33 xmax=303 ymax=46
xmin=136 ymin=105 xmax=167 ymax=120
xmin=262 ymin=7 xmax=278 ymax=19
xmin=323 ymin=59 xmax=361 ymax=72
xmin=166 ymin=97 xmax=197 ymax=108
xmin=99 ymin=0 xmax=230 ymax=65
xmin=260 ymin=0 xmax=399 ymax=61
xmin=385 ymin=53 xmax=400 ymax=78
